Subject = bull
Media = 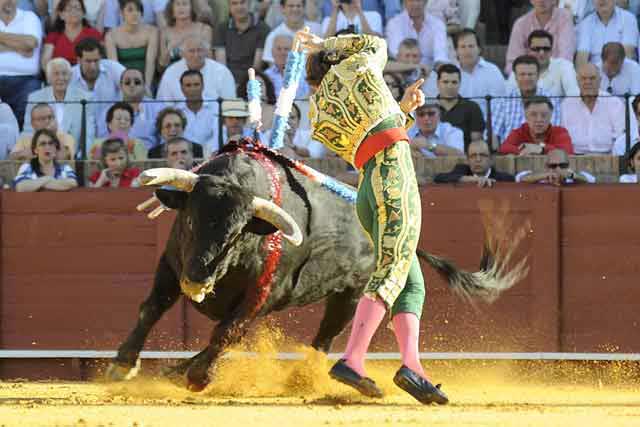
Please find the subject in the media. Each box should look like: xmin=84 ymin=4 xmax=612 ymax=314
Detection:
xmin=107 ymin=139 xmax=526 ymax=392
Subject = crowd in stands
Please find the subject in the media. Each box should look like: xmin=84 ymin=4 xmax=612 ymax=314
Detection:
xmin=2 ymin=0 xmax=640 ymax=192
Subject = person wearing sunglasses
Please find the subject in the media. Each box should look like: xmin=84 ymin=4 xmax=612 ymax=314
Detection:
xmin=97 ymin=68 xmax=166 ymax=151
xmin=597 ymin=41 xmax=640 ymax=97
xmin=505 ymin=0 xmax=576 ymax=75
xmin=409 ymin=101 xmax=464 ymax=157
xmin=507 ymin=30 xmax=579 ymax=98
xmin=516 ymin=148 xmax=595 ymax=184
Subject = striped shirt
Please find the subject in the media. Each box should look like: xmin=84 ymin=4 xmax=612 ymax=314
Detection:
xmin=12 ymin=162 xmax=77 ymax=189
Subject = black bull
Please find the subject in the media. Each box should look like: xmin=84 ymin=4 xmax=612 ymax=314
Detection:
xmin=107 ymin=141 xmax=527 ymax=391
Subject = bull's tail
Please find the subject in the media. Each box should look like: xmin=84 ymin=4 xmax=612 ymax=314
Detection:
xmin=416 ymin=233 xmax=528 ymax=305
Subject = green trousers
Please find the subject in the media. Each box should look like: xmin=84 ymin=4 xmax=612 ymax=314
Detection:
xmin=356 ymin=140 xmax=426 ymax=318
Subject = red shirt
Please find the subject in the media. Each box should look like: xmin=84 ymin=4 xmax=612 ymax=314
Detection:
xmin=89 ymin=167 xmax=141 ymax=188
xmin=44 ymin=27 xmax=103 ymax=65
xmin=499 ymin=123 xmax=574 ymax=155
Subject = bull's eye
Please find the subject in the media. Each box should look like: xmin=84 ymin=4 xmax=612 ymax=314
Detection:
xmin=186 ymin=217 xmax=193 ymax=231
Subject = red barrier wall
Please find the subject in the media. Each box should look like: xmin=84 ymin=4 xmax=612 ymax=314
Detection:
xmin=0 ymin=185 xmax=638 ymax=378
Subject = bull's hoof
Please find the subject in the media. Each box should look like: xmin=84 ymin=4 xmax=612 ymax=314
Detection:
xmin=186 ymin=378 xmax=209 ymax=393
xmin=105 ymin=358 xmax=141 ymax=381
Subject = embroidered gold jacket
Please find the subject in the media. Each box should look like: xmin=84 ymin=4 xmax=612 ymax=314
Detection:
xmin=308 ymin=34 xmax=412 ymax=167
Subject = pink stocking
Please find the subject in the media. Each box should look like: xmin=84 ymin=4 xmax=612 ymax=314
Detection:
xmin=392 ymin=312 xmax=426 ymax=378
xmin=342 ymin=296 xmax=387 ymax=377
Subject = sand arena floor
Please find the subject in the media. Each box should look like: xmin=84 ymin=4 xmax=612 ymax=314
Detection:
xmin=2 ymin=329 xmax=640 ymax=427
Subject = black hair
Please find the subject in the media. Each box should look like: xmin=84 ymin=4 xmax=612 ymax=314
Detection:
xmin=453 ymin=28 xmax=481 ymax=50
xmin=75 ymin=37 xmax=105 ymax=59
xmin=119 ymin=0 xmax=144 ymax=13
xmin=30 ymin=128 xmax=61 ymax=176
xmin=100 ymin=137 xmax=129 ymax=168
xmin=180 ymin=69 xmax=204 ymax=85
xmin=512 ymin=54 xmax=540 ymax=74
xmin=155 ymin=107 xmax=187 ymax=136
xmin=383 ymin=71 xmax=405 ymax=100
xmin=437 ymin=63 xmax=461 ymax=80
xmin=306 ymin=49 xmax=350 ymax=88
xmin=626 ymin=141 xmax=640 ymax=172
xmin=524 ymin=95 xmax=554 ymax=111
xmin=236 ymin=70 xmax=277 ymax=105
xmin=53 ymin=0 xmax=89 ymax=33
xmin=527 ymin=29 xmax=554 ymax=47
xmin=106 ymin=101 xmax=135 ymax=128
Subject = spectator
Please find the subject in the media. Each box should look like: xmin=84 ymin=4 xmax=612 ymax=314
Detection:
xmin=434 ymin=139 xmax=515 ymax=186
xmin=90 ymin=101 xmax=147 ymax=160
xmin=104 ymin=0 xmax=158 ymax=86
xmin=237 ymin=69 xmax=277 ymax=131
xmin=165 ymin=136 xmax=194 ymax=169
xmin=0 ymin=0 xmax=43 ymax=129
xmin=383 ymin=71 xmax=405 ymax=101
xmin=633 ymin=94 xmax=640 ymax=136
xmin=516 ymin=148 xmax=596 ymax=183
xmin=499 ymin=96 xmax=574 ymax=155
xmin=598 ymin=42 xmax=640 ymax=96
xmin=25 ymin=58 xmax=95 ymax=150
xmin=508 ymin=29 xmax=579 ymax=98
xmin=458 ymin=0 xmax=481 ymax=30
xmin=561 ymin=63 xmax=636 ymax=155
xmin=263 ymin=102 xmax=326 ymax=159
xmin=213 ymin=0 xmax=270 ymax=84
xmin=426 ymin=0 xmax=462 ymax=34
xmin=41 ymin=0 xmax=103 ymax=69
xmin=176 ymin=69 xmax=220 ymax=157
xmin=101 ymin=0 xmax=157 ymax=30
xmin=506 ymin=0 xmax=575 ymax=75
xmin=148 ymin=107 xmax=204 ymax=158
xmin=321 ymin=0 xmax=382 ymax=38
xmin=261 ymin=0 xmax=323 ymax=28
xmin=492 ymin=55 xmax=560 ymax=146
xmin=13 ymin=129 xmax=79 ymax=192
xmin=619 ymin=140 xmax=640 ymax=182
xmin=409 ymin=102 xmax=464 ymax=157
xmin=157 ymin=36 xmax=236 ymax=104
xmin=89 ymin=137 xmax=141 ymax=187
xmin=71 ymin=37 xmax=126 ymax=122
xmin=158 ymin=0 xmax=213 ymax=69
xmin=384 ymin=38 xmax=430 ymax=88
xmin=221 ymin=98 xmax=251 ymax=143
xmin=576 ymin=0 xmax=638 ymax=65
xmin=385 ymin=0 xmax=449 ymax=68
xmin=435 ymin=63 xmax=485 ymax=149
xmin=0 ymin=99 xmax=19 ymax=160
xmin=97 ymin=68 xmax=165 ymax=150
xmin=452 ymin=28 xmax=505 ymax=119
xmin=262 ymin=0 xmax=322 ymax=64
xmin=12 ymin=103 xmax=76 ymax=161
xmin=264 ymin=35 xmax=311 ymax=100
xmin=320 ymin=0 xmax=401 ymax=24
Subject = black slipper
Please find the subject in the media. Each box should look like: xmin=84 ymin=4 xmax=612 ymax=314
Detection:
xmin=393 ymin=365 xmax=449 ymax=405
xmin=328 ymin=359 xmax=384 ymax=398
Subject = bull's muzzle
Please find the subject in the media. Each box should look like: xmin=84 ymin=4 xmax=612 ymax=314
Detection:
xmin=180 ymin=277 xmax=214 ymax=303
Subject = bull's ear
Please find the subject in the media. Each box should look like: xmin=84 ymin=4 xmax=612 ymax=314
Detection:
xmin=155 ymin=189 xmax=188 ymax=210
xmin=244 ymin=217 xmax=278 ymax=236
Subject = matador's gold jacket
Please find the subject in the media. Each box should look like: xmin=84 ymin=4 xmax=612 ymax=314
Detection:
xmin=308 ymin=34 xmax=413 ymax=167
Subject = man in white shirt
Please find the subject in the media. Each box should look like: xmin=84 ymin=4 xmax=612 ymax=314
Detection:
xmin=507 ymin=29 xmax=579 ymax=98
xmin=157 ymin=36 xmax=236 ymax=105
xmin=321 ymin=0 xmax=382 ymax=37
xmin=176 ymin=69 xmax=220 ymax=158
xmin=385 ymin=0 xmax=449 ymax=68
xmin=262 ymin=0 xmax=322 ymax=64
xmin=70 ymin=37 xmax=125 ymax=125
xmin=598 ymin=42 xmax=640 ymax=96
xmin=576 ymin=0 xmax=638 ymax=65
xmin=0 ymin=0 xmax=42 ymax=128
xmin=453 ymin=28 xmax=505 ymax=119
xmin=0 ymin=99 xmax=19 ymax=160
xmin=408 ymin=102 xmax=464 ymax=157
xmin=561 ymin=63 xmax=637 ymax=155
xmin=264 ymin=34 xmax=311 ymax=100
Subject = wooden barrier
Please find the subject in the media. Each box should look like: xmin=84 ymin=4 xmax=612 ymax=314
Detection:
xmin=0 ymin=184 xmax=638 ymax=379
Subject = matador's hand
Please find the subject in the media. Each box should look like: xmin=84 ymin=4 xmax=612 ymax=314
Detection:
xmin=399 ymin=78 xmax=425 ymax=114
xmin=295 ymin=27 xmax=324 ymax=53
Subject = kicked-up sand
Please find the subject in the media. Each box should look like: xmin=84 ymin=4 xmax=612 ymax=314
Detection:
xmin=2 ymin=326 xmax=640 ymax=427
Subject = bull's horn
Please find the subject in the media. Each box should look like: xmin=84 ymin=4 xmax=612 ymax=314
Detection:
xmin=139 ymin=168 xmax=199 ymax=192
xmin=252 ymin=197 xmax=303 ymax=246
